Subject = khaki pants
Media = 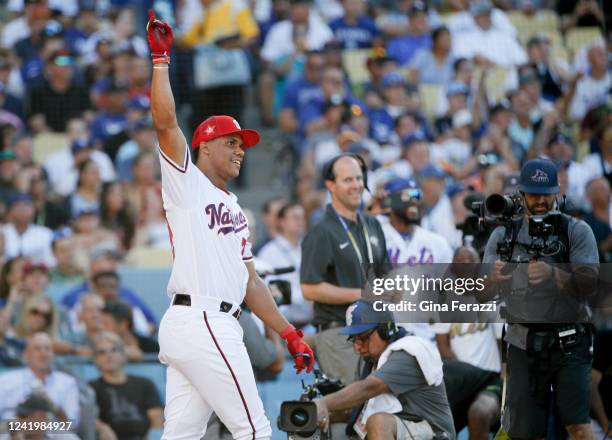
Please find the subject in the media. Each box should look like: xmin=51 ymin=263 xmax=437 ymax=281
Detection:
xmin=315 ymin=327 xmax=360 ymax=386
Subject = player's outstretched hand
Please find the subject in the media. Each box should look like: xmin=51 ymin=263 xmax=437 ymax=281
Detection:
xmin=146 ymin=9 xmax=173 ymax=60
xmin=280 ymin=325 xmax=315 ymax=374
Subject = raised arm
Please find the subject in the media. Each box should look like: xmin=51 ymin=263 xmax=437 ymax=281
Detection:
xmin=147 ymin=11 xmax=187 ymax=165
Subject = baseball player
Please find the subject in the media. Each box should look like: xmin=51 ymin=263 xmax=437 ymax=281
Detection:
xmin=146 ymin=12 xmax=315 ymax=440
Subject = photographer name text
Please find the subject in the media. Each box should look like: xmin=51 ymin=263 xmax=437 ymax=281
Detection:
xmin=373 ymin=300 xmax=497 ymax=313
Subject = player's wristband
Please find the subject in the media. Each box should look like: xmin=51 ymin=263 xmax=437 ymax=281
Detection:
xmin=151 ymin=53 xmax=170 ymax=65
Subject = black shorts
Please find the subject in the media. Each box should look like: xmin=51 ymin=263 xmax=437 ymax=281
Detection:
xmin=502 ymin=329 xmax=592 ymax=437
xmin=443 ymin=360 xmax=501 ymax=431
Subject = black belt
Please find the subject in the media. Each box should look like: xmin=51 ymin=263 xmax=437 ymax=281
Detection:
xmin=172 ymin=294 xmax=242 ymax=320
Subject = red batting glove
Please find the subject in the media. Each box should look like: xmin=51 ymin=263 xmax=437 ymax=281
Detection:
xmin=146 ymin=9 xmax=173 ymax=65
xmin=281 ymin=325 xmax=315 ymax=374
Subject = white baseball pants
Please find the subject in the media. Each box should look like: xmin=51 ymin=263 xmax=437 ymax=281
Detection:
xmin=159 ymin=305 xmax=272 ymax=440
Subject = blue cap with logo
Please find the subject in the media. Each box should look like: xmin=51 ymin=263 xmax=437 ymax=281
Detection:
xmin=518 ymin=158 xmax=559 ymax=194
xmin=339 ymin=300 xmax=394 ymax=336
xmin=384 ymin=177 xmax=419 ymax=193
xmin=382 ymin=71 xmax=406 ymax=89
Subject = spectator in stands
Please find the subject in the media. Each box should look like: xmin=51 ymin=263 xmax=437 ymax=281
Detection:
xmin=48 ymin=229 xmax=84 ymax=285
xmin=45 ymin=135 xmax=116 ymax=198
xmin=386 ymin=1 xmax=431 ymax=66
xmin=591 ymin=329 xmax=612 ymax=439
xmin=452 ymin=1 xmax=526 ymax=68
xmin=314 ymin=300 xmax=455 ymax=438
xmin=8 ymin=133 xmax=33 ymax=167
xmin=0 ymin=256 xmax=25 ymax=310
xmin=0 ymin=307 xmax=24 ymax=366
xmin=583 ymin=178 xmax=612 ymax=263
xmin=69 ymin=159 xmax=101 ymax=218
xmin=29 ymin=165 xmax=71 ymax=230
xmin=0 ymin=81 xmax=23 ymax=121
xmin=276 ymin=50 xmax=326 ymax=136
xmin=508 ymin=89 xmax=538 ymax=163
xmin=61 ymin=244 xmax=157 ymax=336
xmin=90 ymin=331 xmax=163 ymax=440
xmin=0 ymin=150 xmax=20 ymax=214
xmin=329 ymin=0 xmax=381 ymax=49
xmin=2 ymin=193 xmax=54 ymax=266
xmin=67 ymin=293 xmax=103 ymax=351
xmin=90 ymin=81 xmax=130 ymax=146
xmin=570 ymin=43 xmax=610 ymax=121
xmin=257 ymin=203 xmax=312 ymax=326
xmin=100 ymin=182 xmax=136 ymax=251
xmin=408 ymin=26 xmax=454 ymax=85
xmin=115 ymin=118 xmax=157 ymax=181
xmin=26 ymin=49 xmax=92 ymax=133
xmin=125 ymin=152 xmax=161 ymax=224
xmin=363 ymin=51 xmax=398 ymax=110
xmin=477 ymin=102 xmax=518 ymax=172
xmin=254 ymin=196 xmax=287 ymax=253
xmin=261 ymin=0 xmax=333 ymax=71
xmin=390 ymin=134 xmax=431 ymax=179
xmin=431 ymin=109 xmax=474 ymax=176
xmin=0 ymin=332 xmax=80 ymax=425
xmin=0 ymin=0 xmax=50 ymax=49
xmin=419 ymin=165 xmax=461 ymax=248
xmin=180 ymin=0 xmax=260 ymax=128
xmin=369 ymin=72 xmax=421 ymax=146
xmin=71 ymin=208 xmax=120 ymax=263
xmin=133 ymin=186 xmax=170 ymax=250
xmin=100 ymin=300 xmax=159 ymax=361
xmin=523 ymin=34 xmax=572 ymax=102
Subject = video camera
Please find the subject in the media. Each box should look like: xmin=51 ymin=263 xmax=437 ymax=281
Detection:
xmin=278 ymin=370 xmax=344 ymax=439
xmin=257 ymin=265 xmax=295 ymax=306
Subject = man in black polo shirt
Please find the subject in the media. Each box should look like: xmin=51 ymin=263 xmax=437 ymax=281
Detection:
xmin=301 ymin=154 xmax=390 ymax=385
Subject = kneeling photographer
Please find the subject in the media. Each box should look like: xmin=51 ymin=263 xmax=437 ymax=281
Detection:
xmin=313 ymin=300 xmax=455 ymax=440
xmin=480 ymin=158 xmax=599 ymax=439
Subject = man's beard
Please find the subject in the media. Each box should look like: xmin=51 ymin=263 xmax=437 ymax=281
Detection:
xmin=393 ymin=208 xmax=421 ymax=225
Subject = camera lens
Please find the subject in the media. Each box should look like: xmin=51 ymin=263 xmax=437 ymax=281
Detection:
xmin=290 ymin=409 xmax=310 ymax=427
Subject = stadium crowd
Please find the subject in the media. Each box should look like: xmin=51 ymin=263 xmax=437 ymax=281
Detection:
xmin=0 ymin=0 xmax=610 ymax=438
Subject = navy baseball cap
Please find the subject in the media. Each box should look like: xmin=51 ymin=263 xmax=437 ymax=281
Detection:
xmin=420 ymin=164 xmax=447 ymax=180
xmin=127 ymin=95 xmax=150 ymax=111
xmin=339 ymin=300 xmax=394 ymax=336
xmin=7 ymin=192 xmax=33 ymax=207
xmin=71 ymin=138 xmax=93 ymax=154
xmin=518 ymin=158 xmax=560 ymax=194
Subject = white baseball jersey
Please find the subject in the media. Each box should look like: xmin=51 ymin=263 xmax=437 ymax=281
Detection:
xmin=433 ymin=323 xmax=503 ymax=373
xmin=160 ymin=145 xmax=253 ymax=305
xmin=377 ymin=215 xmax=454 ymax=266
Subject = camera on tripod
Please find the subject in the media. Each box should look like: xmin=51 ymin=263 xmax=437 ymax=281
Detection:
xmin=278 ymin=370 xmax=344 ymax=439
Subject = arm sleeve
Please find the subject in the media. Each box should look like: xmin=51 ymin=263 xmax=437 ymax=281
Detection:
xmin=300 ymin=227 xmax=332 ymax=284
xmin=569 ymin=219 xmax=599 ymax=264
xmin=159 ymin=144 xmax=201 ymax=209
xmin=482 ymin=227 xmax=505 ymax=263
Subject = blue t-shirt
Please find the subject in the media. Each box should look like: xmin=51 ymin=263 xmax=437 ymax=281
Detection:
xmin=281 ymin=77 xmax=323 ymax=113
xmin=387 ymin=34 xmax=432 ymax=66
xmin=299 ymin=95 xmax=367 ymax=131
xmin=329 ymin=16 xmax=380 ymax=49
xmin=90 ymin=112 xmax=128 ymax=142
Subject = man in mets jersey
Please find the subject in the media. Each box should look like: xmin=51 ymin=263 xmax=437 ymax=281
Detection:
xmin=146 ymin=12 xmax=315 ymax=440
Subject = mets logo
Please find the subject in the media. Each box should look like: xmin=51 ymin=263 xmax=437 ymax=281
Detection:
xmin=531 ymin=169 xmax=549 ymax=183
xmin=205 ymin=203 xmax=247 ymax=235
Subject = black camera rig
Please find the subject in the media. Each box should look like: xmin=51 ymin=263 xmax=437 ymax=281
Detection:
xmin=278 ymin=370 xmax=344 ymax=439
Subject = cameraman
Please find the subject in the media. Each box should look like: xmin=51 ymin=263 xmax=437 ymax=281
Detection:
xmin=314 ymin=300 xmax=455 ymax=439
xmin=481 ymin=158 xmax=599 ymax=439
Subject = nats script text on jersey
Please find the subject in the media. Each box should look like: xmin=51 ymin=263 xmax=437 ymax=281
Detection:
xmin=159 ymin=144 xmax=253 ymax=305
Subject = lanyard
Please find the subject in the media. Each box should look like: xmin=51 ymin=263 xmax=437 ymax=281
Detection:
xmin=333 ymin=209 xmax=374 ymax=266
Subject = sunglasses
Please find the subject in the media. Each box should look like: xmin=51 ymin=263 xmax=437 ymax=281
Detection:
xmin=29 ymin=309 xmax=51 ymax=319
xmin=94 ymin=346 xmax=121 ymax=356
xmin=347 ymin=329 xmax=376 ymax=345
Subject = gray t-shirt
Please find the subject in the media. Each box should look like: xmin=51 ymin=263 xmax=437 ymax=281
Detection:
xmin=239 ymin=311 xmax=277 ymax=372
xmin=373 ymin=351 xmax=456 ymax=439
xmin=482 ymin=214 xmax=598 ymax=348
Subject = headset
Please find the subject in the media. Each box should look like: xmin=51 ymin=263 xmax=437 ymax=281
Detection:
xmin=376 ymin=321 xmax=398 ymax=340
xmin=322 ymin=152 xmax=369 ymax=191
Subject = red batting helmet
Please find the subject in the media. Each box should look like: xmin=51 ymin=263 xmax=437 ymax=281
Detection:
xmin=191 ymin=115 xmax=260 ymax=151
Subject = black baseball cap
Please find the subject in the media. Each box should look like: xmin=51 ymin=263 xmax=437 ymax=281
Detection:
xmin=518 ymin=158 xmax=560 ymax=194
